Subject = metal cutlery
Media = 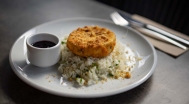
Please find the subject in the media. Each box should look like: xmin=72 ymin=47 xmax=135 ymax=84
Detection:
xmin=110 ymin=12 xmax=188 ymax=50
xmin=117 ymin=12 xmax=189 ymax=46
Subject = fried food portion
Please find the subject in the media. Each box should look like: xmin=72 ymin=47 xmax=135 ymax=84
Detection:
xmin=67 ymin=26 xmax=116 ymax=58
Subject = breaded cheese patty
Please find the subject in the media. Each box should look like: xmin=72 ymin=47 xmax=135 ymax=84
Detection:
xmin=67 ymin=26 xmax=116 ymax=58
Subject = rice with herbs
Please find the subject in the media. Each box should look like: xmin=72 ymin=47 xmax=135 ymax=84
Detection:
xmin=58 ymin=37 xmax=137 ymax=86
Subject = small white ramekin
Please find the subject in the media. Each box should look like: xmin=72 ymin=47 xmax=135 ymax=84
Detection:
xmin=26 ymin=33 xmax=61 ymax=67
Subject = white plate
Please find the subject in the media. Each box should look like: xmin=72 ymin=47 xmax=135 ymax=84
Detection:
xmin=9 ymin=18 xmax=157 ymax=98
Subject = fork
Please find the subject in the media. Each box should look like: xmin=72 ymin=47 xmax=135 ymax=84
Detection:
xmin=110 ymin=12 xmax=187 ymax=50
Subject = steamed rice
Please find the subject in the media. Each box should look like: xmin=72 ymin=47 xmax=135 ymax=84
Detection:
xmin=58 ymin=37 xmax=137 ymax=86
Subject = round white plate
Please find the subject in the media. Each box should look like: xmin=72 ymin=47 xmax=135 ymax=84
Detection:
xmin=9 ymin=18 xmax=157 ymax=98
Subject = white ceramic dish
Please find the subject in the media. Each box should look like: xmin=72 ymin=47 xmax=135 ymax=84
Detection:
xmin=26 ymin=33 xmax=61 ymax=67
xmin=9 ymin=18 xmax=157 ymax=98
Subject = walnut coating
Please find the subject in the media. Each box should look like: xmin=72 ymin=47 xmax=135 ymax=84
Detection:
xmin=67 ymin=26 xmax=116 ymax=58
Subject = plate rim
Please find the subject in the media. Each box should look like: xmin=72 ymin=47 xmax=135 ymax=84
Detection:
xmin=9 ymin=17 xmax=157 ymax=98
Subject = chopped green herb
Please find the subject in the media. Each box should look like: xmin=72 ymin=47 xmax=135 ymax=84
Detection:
xmin=115 ymin=64 xmax=118 ymax=66
xmin=61 ymin=41 xmax=66 ymax=44
xmin=80 ymin=78 xmax=82 ymax=83
xmin=92 ymin=63 xmax=97 ymax=67
xmin=108 ymin=73 xmax=114 ymax=77
xmin=92 ymin=63 xmax=99 ymax=71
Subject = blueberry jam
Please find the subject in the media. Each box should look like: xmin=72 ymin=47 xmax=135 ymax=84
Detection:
xmin=32 ymin=41 xmax=56 ymax=48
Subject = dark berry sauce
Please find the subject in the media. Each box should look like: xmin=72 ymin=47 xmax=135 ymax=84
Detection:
xmin=32 ymin=41 xmax=56 ymax=48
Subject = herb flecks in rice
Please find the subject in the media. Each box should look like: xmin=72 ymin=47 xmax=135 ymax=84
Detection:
xmin=58 ymin=37 xmax=137 ymax=86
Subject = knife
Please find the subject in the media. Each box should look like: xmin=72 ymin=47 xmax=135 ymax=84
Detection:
xmin=118 ymin=12 xmax=189 ymax=46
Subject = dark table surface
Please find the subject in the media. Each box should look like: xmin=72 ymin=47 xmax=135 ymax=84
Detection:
xmin=0 ymin=0 xmax=189 ymax=104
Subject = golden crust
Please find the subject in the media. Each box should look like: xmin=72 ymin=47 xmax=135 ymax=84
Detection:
xmin=67 ymin=26 xmax=116 ymax=58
